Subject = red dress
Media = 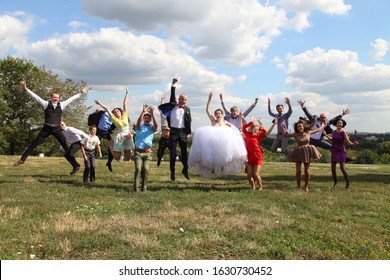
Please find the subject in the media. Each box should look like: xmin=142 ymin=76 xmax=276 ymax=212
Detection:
xmin=243 ymin=121 xmax=267 ymax=165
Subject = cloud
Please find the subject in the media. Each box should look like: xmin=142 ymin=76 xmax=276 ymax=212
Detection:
xmin=369 ymin=38 xmax=390 ymax=61
xmin=274 ymin=47 xmax=390 ymax=132
xmin=280 ymin=0 xmax=351 ymax=31
xmin=0 ymin=12 xmax=33 ymax=55
xmin=282 ymin=47 xmax=390 ymax=95
xmin=81 ymin=0 xmax=287 ymax=66
xmin=280 ymin=0 xmax=351 ymax=14
xmin=18 ymin=28 xmax=234 ymax=98
xmin=68 ymin=21 xmax=89 ymax=30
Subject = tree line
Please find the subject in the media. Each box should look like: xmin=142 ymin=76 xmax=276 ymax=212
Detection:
xmin=0 ymin=57 xmax=87 ymax=156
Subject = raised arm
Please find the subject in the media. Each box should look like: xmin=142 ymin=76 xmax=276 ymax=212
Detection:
xmin=19 ymin=80 xmax=47 ymax=107
xmin=61 ymin=85 xmax=88 ymax=109
xmin=267 ymin=98 xmax=275 ymax=117
xmin=219 ymin=93 xmax=230 ymax=115
xmin=94 ymin=99 xmax=111 ymax=114
xmin=136 ymin=104 xmax=149 ymax=128
xmin=243 ymin=97 xmax=259 ymax=117
xmin=284 ymin=97 xmax=292 ymax=117
xmin=123 ymin=88 xmax=128 ymax=112
xmin=265 ymin=118 xmax=277 ymax=136
xmin=206 ymin=92 xmax=216 ymax=125
xmin=329 ymin=109 xmax=350 ymax=126
xmin=150 ymin=105 xmax=158 ymax=131
xmin=170 ymin=78 xmax=178 ymax=103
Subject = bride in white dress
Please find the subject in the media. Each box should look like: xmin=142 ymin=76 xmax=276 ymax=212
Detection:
xmin=188 ymin=92 xmax=247 ymax=178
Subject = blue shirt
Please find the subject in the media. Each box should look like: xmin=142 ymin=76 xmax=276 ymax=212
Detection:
xmin=98 ymin=111 xmax=112 ymax=131
xmin=135 ymin=124 xmax=154 ymax=149
xmin=268 ymin=104 xmax=292 ymax=134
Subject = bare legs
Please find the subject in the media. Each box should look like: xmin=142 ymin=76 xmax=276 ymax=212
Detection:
xmin=331 ymin=161 xmax=350 ymax=190
xmin=247 ymin=164 xmax=263 ymax=190
xmin=295 ymin=162 xmax=311 ymax=192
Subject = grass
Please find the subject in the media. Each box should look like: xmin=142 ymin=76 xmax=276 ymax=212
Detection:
xmin=0 ymin=155 xmax=389 ymax=260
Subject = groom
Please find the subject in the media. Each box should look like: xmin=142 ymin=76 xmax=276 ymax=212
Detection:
xmin=158 ymin=78 xmax=192 ymax=181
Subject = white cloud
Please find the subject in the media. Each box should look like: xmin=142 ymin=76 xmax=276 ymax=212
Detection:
xmin=19 ymin=28 xmax=234 ymax=99
xmin=277 ymin=47 xmax=390 ymax=132
xmin=369 ymin=38 xmax=390 ymax=61
xmin=280 ymin=0 xmax=351 ymax=31
xmin=283 ymin=47 xmax=390 ymax=94
xmin=0 ymin=12 xmax=33 ymax=55
xmin=81 ymin=0 xmax=288 ymax=66
xmin=68 ymin=21 xmax=88 ymax=30
xmin=280 ymin=0 xmax=351 ymax=14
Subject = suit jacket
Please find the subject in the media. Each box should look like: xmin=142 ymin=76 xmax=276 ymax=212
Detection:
xmin=158 ymin=86 xmax=192 ymax=135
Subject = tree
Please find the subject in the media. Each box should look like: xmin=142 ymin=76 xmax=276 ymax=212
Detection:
xmin=0 ymin=56 xmax=88 ymax=156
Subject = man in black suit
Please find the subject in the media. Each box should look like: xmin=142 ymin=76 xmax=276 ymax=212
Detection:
xmin=158 ymin=78 xmax=192 ymax=181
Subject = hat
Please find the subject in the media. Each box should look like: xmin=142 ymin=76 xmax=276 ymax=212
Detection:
xmin=143 ymin=112 xmax=151 ymax=117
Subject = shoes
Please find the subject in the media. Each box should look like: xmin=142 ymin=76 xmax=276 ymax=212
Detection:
xmin=70 ymin=166 xmax=80 ymax=175
xmin=346 ymin=157 xmax=354 ymax=163
xmin=157 ymin=157 xmax=161 ymax=167
xmin=182 ymin=170 xmax=190 ymax=180
xmin=106 ymin=161 xmax=113 ymax=172
xmin=170 ymin=172 xmax=175 ymax=181
xmin=13 ymin=160 xmax=25 ymax=166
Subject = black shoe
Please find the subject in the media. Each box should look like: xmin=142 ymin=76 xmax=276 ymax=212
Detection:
xmin=170 ymin=172 xmax=175 ymax=181
xmin=70 ymin=166 xmax=80 ymax=175
xmin=182 ymin=170 xmax=190 ymax=180
xmin=106 ymin=161 xmax=113 ymax=172
xmin=157 ymin=157 xmax=161 ymax=167
xmin=346 ymin=157 xmax=354 ymax=163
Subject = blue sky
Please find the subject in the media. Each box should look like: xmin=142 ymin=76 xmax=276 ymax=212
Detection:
xmin=1 ymin=0 xmax=389 ymax=133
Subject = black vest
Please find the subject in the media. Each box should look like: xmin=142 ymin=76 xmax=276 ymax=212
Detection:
xmin=44 ymin=102 xmax=62 ymax=127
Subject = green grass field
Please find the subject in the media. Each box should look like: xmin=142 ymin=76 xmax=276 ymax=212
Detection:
xmin=0 ymin=155 xmax=389 ymax=260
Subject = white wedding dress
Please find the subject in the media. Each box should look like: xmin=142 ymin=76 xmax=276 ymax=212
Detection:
xmin=188 ymin=125 xmax=247 ymax=178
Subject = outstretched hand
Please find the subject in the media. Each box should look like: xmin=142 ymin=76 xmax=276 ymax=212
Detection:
xmin=208 ymin=92 xmax=213 ymax=100
xmin=219 ymin=93 xmax=223 ymax=101
xmin=80 ymin=85 xmax=88 ymax=94
xmin=297 ymin=99 xmax=305 ymax=108
xmin=172 ymin=78 xmax=178 ymax=85
xmin=343 ymin=108 xmax=350 ymax=116
xmin=19 ymin=80 xmax=27 ymax=91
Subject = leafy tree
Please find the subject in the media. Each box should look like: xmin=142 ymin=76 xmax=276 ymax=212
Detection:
xmin=0 ymin=56 xmax=88 ymax=156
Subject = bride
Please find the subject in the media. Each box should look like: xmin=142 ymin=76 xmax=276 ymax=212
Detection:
xmin=188 ymin=92 xmax=247 ymax=178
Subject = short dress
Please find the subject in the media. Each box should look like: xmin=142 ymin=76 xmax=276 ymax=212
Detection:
xmin=331 ymin=130 xmax=346 ymax=163
xmin=286 ymin=132 xmax=322 ymax=163
xmin=110 ymin=111 xmax=134 ymax=152
xmin=188 ymin=125 xmax=247 ymax=178
xmin=242 ymin=122 xmax=267 ymax=166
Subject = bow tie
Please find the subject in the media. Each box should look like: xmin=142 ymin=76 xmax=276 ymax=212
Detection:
xmin=178 ymin=105 xmax=185 ymax=109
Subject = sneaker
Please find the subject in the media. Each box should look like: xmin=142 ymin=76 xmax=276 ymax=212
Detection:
xmin=70 ymin=166 xmax=80 ymax=175
xmin=13 ymin=160 xmax=25 ymax=166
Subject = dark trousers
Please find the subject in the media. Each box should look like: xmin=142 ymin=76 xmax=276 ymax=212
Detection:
xmin=169 ymin=128 xmax=188 ymax=173
xmin=157 ymin=136 xmax=170 ymax=160
xmin=97 ymin=129 xmax=113 ymax=163
xmin=21 ymin=125 xmax=78 ymax=167
xmin=83 ymin=150 xmax=96 ymax=183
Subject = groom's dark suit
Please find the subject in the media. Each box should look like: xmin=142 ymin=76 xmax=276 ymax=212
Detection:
xmin=158 ymin=86 xmax=191 ymax=180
